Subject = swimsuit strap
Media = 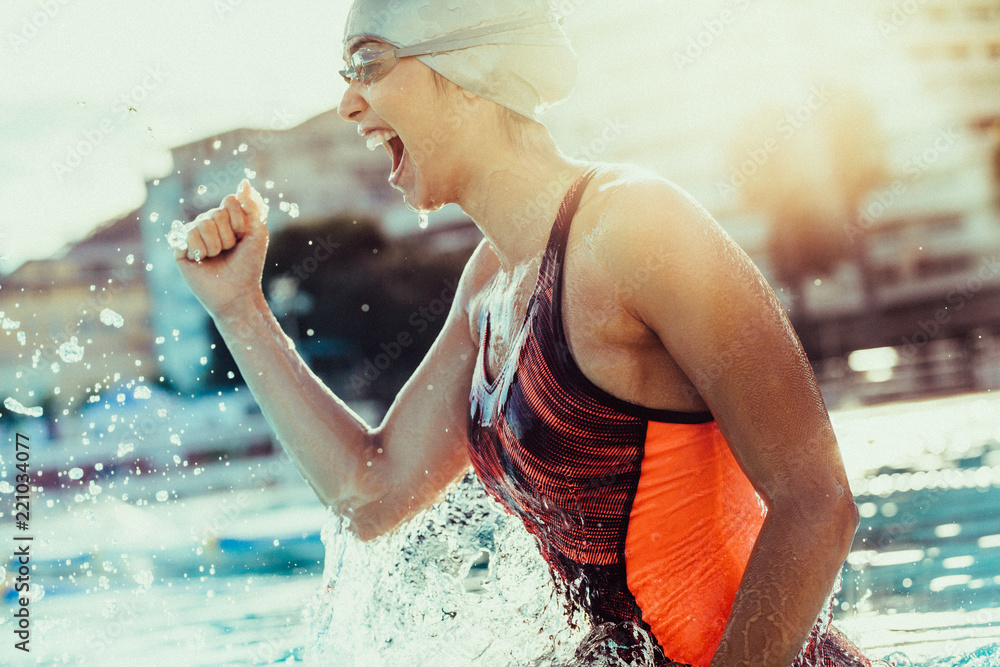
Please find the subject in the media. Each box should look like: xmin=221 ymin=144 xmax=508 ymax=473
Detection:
xmin=540 ymin=166 xmax=600 ymax=289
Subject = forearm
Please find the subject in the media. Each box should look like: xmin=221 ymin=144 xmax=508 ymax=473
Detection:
xmin=211 ymin=291 xmax=384 ymax=516
xmin=710 ymin=499 xmax=859 ymax=666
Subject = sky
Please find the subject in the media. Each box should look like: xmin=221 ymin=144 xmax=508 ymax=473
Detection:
xmin=0 ymin=0 xmax=965 ymax=276
xmin=0 ymin=0 xmax=353 ymax=275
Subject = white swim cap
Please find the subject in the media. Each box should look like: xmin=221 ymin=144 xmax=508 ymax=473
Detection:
xmin=343 ymin=0 xmax=577 ymax=120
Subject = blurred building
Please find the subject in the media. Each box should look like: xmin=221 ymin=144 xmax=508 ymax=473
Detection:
xmin=0 ymin=211 xmax=156 ymax=424
xmin=139 ymin=108 xmax=474 ymax=393
xmin=543 ymin=0 xmax=1000 ymax=405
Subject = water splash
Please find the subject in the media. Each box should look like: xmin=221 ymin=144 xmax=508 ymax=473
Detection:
xmin=166 ymin=220 xmax=190 ymax=252
xmin=99 ymin=308 xmax=125 ymax=328
xmin=304 ymin=473 xmax=600 ymax=666
xmin=418 ymin=209 xmax=429 ymax=229
xmin=57 ymin=336 xmax=85 ymax=363
xmin=3 ymin=396 xmax=43 ymax=417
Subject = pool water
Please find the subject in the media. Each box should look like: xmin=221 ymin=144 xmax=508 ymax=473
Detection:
xmin=4 ymin=393 xmax=999 ymax=665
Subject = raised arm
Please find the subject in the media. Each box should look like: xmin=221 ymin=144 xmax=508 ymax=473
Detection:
xmin=172 ymin=182 xmax=493 ymax=541
xmin=590 ymin=174 xmax=860 ymax=666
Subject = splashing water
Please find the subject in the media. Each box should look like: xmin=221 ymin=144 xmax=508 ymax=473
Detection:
xmin=302 ymin=473 xmax=683 ymax=667
xmin=418 ymin=209 xmax=429 ymax=229
xmin=279 ymin=200 xmax=300 ymax=219
xmin=4 ymin=396 xmax=43 ymax=417
xmin=57 ymin=336 xmax=85 ymax=362
xmin=166 ymin=220 xmax=190 ymax=252
xmin=99 ymin=308 xmax=125 ymax=328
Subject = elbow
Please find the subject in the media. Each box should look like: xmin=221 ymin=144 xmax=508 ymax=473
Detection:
xmin=770 ymin=487 xmax=860 ymax=556
xmin=813 ymin=493 xmax=860 ymax=559
xmin=838 ymin=496 xmax=861 ymax=552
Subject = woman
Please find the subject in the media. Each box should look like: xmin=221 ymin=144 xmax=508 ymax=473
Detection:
xmin=172 ymin=1 xmax=878 ymax=664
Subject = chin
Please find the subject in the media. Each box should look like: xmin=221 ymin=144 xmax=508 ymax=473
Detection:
xmin=398 ymin=173 xmax=450 ymax=212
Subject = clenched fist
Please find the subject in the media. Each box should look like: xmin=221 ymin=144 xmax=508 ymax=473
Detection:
xmin=171 ymin=178 xmax=270 ymax=319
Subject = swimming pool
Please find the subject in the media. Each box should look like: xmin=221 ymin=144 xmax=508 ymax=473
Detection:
xmin=4 ymin=393 xmax=999 ymax=665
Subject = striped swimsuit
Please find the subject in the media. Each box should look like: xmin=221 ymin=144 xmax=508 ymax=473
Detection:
xmin=466 ymin=169 xmax=874 ymax=666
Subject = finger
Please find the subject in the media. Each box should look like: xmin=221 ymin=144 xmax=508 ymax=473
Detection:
xmin=186 ymin=229 xmax=209 ymax=262
xmin=221 ymin=195 xmax=245 ymax=241
xmin=198 ymin=212 xmax=224 ymax=257
xmin=235 ymin=179 xmax=267 ymax=225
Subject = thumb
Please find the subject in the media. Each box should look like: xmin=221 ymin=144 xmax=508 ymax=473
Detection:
xmin=235 ymin=178 xmax=269 ymax=234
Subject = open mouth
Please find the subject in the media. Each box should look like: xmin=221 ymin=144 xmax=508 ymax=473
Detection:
xmin=365 ymin=129 xmax=407 ymax=185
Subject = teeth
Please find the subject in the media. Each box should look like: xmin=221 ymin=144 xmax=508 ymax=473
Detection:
xmin=366 ymin=129 xmax=398 ymax=151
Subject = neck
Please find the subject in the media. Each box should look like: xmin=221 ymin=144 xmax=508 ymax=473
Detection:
xmin=454 ymin=127 xmax=589 ymax=271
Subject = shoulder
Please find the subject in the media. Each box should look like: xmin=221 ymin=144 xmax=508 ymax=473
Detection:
xmin=580 ymin=162 xmax=718 ymax=240
xmin=578 ymin=163 xmax=742 ymax=307
xmin=454 ymin=237 xmax=500 ymax=319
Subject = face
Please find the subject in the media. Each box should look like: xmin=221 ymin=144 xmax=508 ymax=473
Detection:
xmin=338 ymin=37 xmax=471 ymax=211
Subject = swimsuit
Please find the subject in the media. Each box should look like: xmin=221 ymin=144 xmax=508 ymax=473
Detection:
xmin=466 ymin=169 xmax=875 ymax=666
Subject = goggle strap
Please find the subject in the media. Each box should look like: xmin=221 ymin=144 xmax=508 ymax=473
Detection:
xmin=394 ymin=13 xmax=561 ymax=57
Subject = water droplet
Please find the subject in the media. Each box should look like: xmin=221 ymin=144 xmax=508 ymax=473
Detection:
xmin=68 ymin=467 xmax=84 ymax=480
xmin=125 ymin=254 xmax=135 ymax=265
xmin=133 ymin=386 xmax=152 ymax=399
xmin=238 ymin=143 xmax=248 ymax=152
xmin=99 ymin=308 xmax=125 ymax=328
xmin=197 ymin=185 xmax=207 ymax=195
xmin=155 ymin=490 xmax=169 ymax=502
xmin=57 ymin=337 xmax=85 ymax=362
xmin=149 ymin=212 xmax=159 ymax=222
xmin=213 ymin=140 xmax=221 ymax=150
xmin=166 ymin=220 xmax=190 ymax=251
xmin=3 ymin=397 xmax=43 ymax=418
xmin=418 ymin=209 xmax=429 ymax=229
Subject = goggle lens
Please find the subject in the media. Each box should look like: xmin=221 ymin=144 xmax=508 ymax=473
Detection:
xmin=339 ymin=48 xmax=398 ymax=85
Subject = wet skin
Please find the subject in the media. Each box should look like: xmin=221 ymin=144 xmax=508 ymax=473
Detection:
xmin=173 ymin=40 xmax=864 ymax=666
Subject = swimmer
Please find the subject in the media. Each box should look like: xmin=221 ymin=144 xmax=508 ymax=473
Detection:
xmin=172 ymin=1 xmax=876 ymax=664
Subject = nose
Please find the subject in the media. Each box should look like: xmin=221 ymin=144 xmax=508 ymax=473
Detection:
xmin=338 ymin=80 xmax=368 ymax=122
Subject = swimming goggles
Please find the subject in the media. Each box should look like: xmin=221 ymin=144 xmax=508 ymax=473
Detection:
xmin=340 ymin=14 xmax=565 ymax=85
